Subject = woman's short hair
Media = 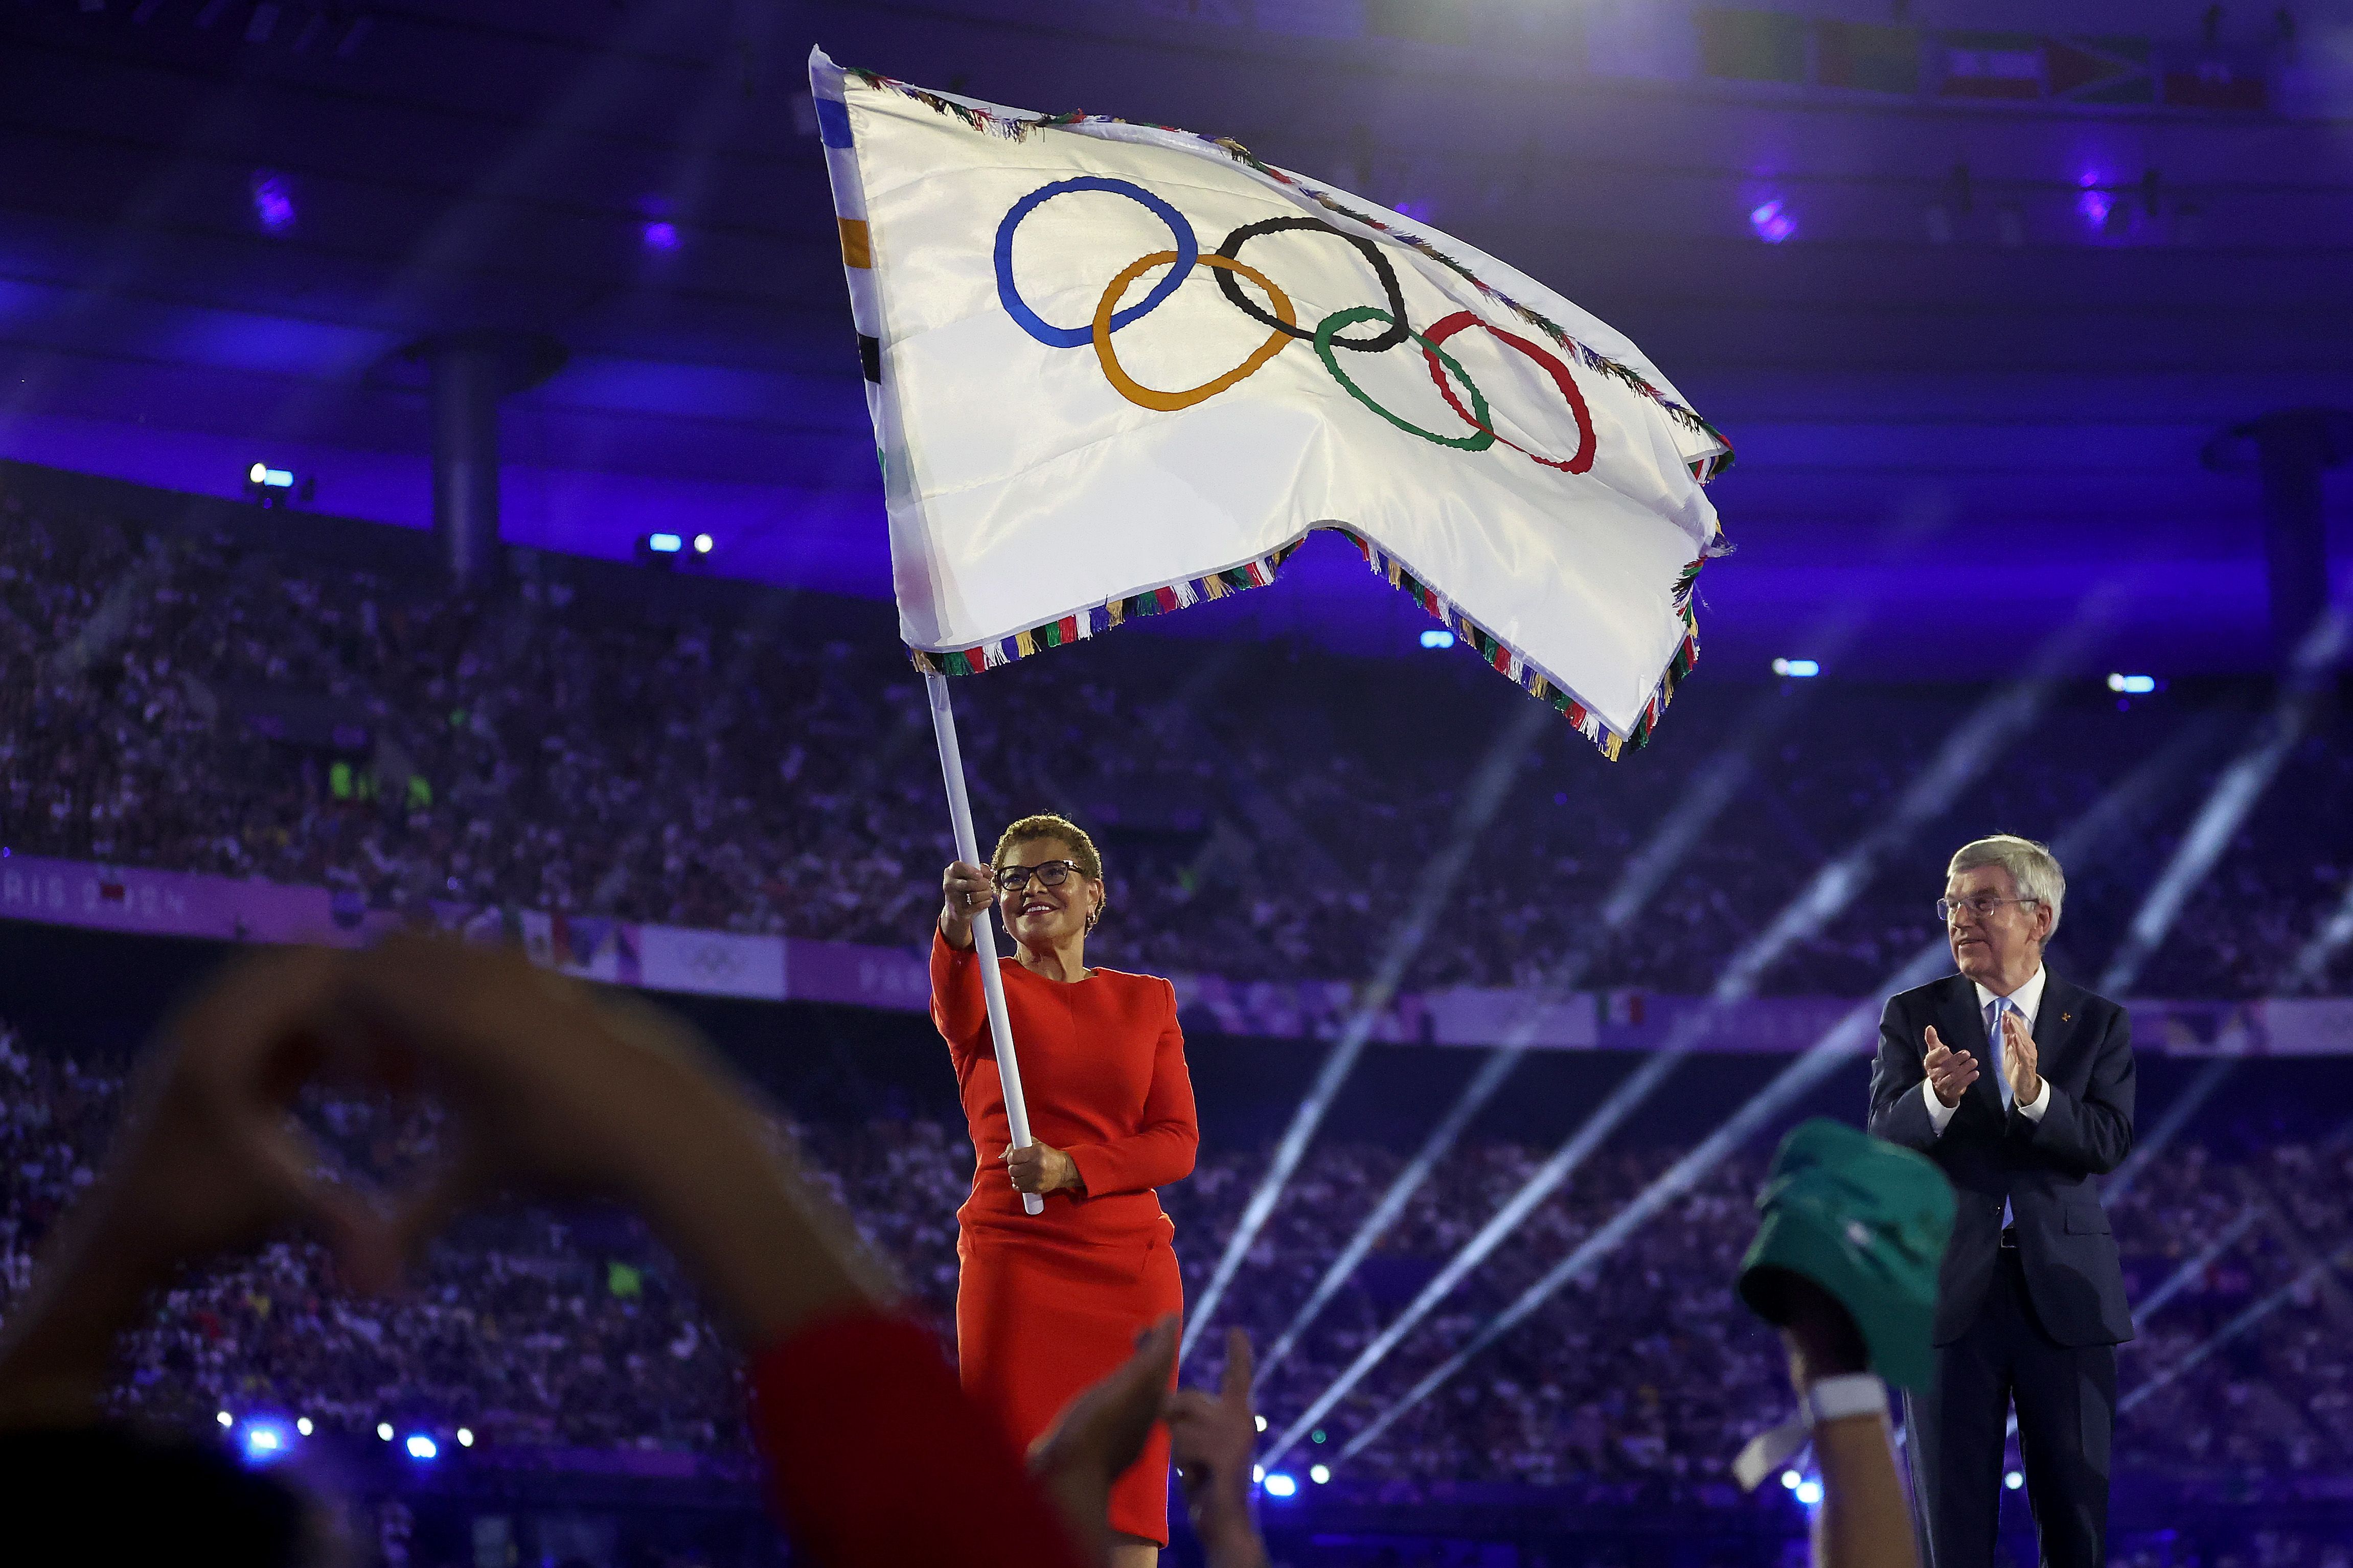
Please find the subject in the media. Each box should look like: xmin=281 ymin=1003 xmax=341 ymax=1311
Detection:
xmin=1948 ymin=835 xmax=2065 ymax=935
xmin=992 ymin=813 xmax=1104 ymax=882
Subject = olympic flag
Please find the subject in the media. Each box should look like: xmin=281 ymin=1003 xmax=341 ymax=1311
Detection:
xmin=811 ymin=49 xmax=1732 ymax=751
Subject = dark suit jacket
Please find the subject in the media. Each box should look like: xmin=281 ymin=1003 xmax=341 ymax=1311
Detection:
xmin=1868 ymin=970 xmax=2136 ymax=1347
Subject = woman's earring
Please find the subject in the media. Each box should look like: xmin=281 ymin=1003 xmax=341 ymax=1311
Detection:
xmin=1085 ymin=907 xmax=1100 ymax=932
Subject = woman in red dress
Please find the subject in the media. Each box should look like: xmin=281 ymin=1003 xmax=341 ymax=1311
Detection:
xmin=933 ymin=813 xmax=1198 ymax=1564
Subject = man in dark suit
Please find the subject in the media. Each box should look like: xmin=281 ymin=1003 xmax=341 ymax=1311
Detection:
xmin=1869 ymin=834 xmax=2135 ymax=1568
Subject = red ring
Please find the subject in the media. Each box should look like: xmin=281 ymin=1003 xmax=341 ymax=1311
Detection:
xmin=1420 ymin=311 xmax=1597 ymax=474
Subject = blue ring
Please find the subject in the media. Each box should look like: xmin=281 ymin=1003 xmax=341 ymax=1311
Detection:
xmin=994 ymin=177 xmax=1198 ymax=349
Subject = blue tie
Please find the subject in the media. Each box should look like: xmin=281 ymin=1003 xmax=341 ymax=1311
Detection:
xmin=1989 ymin=995 xmax=2016 ymax=1231
xmin=1986 ymin=996 xmax=2016 ymax=1113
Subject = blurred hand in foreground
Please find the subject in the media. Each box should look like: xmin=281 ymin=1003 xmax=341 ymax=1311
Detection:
xmin=1165 ymin=1329 xmax=1269 ymax=1568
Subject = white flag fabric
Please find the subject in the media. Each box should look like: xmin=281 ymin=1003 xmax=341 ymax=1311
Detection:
xmin=810 ymin=49 xmax=1731 ymax=754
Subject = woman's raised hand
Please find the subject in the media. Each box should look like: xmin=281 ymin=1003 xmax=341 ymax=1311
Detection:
xmin=940 ymin=859 xmax=993 ymax=949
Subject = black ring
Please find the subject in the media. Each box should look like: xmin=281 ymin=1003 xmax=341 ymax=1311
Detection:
xmin=1214 ymin=217 xmax=1409 ymax=352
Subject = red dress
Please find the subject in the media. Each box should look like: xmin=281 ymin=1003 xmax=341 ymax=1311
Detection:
xmin=750 ymin=1309 xmax=1091 ymax=1568
xmin=931 ymin=930 xmax=1199 ymax=1545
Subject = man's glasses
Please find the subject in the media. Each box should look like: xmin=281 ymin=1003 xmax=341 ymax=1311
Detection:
xmin=994 ymin=860 xmax=1083 ymax=894
xmin=1936 ymin=893 xmax=2039 ymax=923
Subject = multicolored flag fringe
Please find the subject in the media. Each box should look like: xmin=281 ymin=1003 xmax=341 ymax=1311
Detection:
xmin=810 ymin=49 xmax=1732 ymax=754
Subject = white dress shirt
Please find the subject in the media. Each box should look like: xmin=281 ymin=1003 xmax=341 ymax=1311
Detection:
xmin=1923 ymin=964 xmax=2054 ymax=1134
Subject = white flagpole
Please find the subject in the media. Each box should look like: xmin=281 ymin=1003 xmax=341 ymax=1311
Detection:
xmin=925 ymin=670 xmax=1045 ymax=1216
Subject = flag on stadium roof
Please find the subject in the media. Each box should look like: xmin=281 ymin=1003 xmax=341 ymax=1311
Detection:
xmin=808 ymin=49 xmax=1733 ymax=755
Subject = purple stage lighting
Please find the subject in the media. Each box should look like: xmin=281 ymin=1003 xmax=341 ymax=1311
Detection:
xmin=1748 ymin=199 xmax=1796 ymax=244
xmin=251 ymin=173 xmax=296 ymax=234
xmin=643 ymin=221 xmax=680 ymax=252
xmin=2076 ymin=174 xmax=2112 ymax=227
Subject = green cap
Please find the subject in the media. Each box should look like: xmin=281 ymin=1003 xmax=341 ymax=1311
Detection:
xmin=1737 ymin=1118 xmax=1955 ymax=1393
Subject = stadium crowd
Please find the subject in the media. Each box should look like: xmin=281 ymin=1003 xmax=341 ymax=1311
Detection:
xmin=5 ymin=495 xmax=2353 ymax=1002
xmin=1 ymin=1016 xmax=2342 ymax=1498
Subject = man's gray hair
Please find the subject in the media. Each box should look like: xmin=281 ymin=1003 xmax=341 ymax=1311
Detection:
xmin=1949 ymin=835 xmax=2065 ymax=935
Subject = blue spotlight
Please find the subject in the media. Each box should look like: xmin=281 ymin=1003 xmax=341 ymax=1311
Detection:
xmin=2076 ymin=173 xmax=2112 ymax=227
xmin=1420 ymin=628 xmax=1454 ymax=650
xmin=643 ymin=220 xmax=680 ymax=251
xmin=1771 ymin=657 xmax=1820 ymax=678
xmin=1795 ymin=1478 xmax=1823 ymax=1506
xmin=647 ymin=533 xmax=683 ymax=554
xmin=1748 ymin=199 xmax=1796 ymax=244
xmin=251 ymin=172 xmax=296 ymax=233
xmin=1263 ymin=1471 xmax=1298 ymax=1498
xmin=240 ymin=1420 xmax=293 ymax=1466
xmin=2004 ymin=1469 xmax=2024 ymax=1490
xmin=2106 ymin=673 xmax=2156 ymax=694
xmin=1309 ymin=1464 xmax=1331 ymax=1485
xmin=1780 ymin=1469 xmax=1801 ymax=1490
xmin=692 ymin=533 xmax=714 ymax=555
xmin=405 ymin=1433 xmax=438 ymax=1461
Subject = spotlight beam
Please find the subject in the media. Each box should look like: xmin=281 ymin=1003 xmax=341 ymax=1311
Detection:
xmin=2287 ymin=871 xmax=2353 ymax=994
xmin=1262 ymin=620 xmax=2098 ymax=1465
xmin=2103 ymin=1058 xmax=2236 ymax=1206
xmin=2117 ymin=1243 xmax=2353 ymax=1417
xmin=2100 ymin=608 xmax=2348 ymax=996
xmin=1257 ymin=1039 xmax=1527 ymax=1382
xmin=1329 ymin=943 xmax=1948 ymax=1465
xmin=1181 ymin=699 xmax=1554 ymax=1362
xmin=1249 ymin=514 xmax=1962 ymax=1386
xmin=1315 ymin=678 xmax=2204 ymax=1472
xmin=2128 ymin=1206 xmax=2266 ymax=1330
xmin=1257 ymin=704 xmax=1791 ymax=1386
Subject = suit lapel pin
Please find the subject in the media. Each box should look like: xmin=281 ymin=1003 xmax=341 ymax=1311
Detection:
xmin=2062 ymin=1012 xmax=2072 ymax=1023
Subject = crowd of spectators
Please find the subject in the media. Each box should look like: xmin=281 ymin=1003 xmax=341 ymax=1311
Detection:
xmin=2 ymin=1017 xmax=2343 ymax=1501
xmin=5 ymin=491 xmax=2353 ymax=1001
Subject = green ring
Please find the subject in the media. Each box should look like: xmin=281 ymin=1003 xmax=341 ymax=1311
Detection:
xmin=1313 ymin=307 xmax=1496 ymax=452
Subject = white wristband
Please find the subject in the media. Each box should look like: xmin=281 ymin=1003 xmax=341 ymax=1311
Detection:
xmin=1731 ymin=1374 xmax=1887 ymax=1492
xmin=1802 ymin=1373 xmax=1888 ymax=1428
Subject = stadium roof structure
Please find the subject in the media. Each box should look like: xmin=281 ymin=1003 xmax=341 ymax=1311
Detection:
xmin=0 ymin=0 xmax=2347 ymax=680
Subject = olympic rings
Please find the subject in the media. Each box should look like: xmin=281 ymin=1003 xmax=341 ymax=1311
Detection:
xmin=1092 ymin=251 xmax=1298 ymax=413
xmin=995 ymin=177 xmax=1198 ymax=348
xmin=1314 ymin=308 xmax=1495 ymax=453
xmin=1214 ymin=217 xmax=1408 ymax=353
xmin=1421 ymin=312 xmax=1597 ymax=474
xmin=993 ymin=178 xmax=1604 ymax=467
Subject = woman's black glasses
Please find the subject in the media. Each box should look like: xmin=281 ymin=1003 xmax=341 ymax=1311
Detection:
xmin=993 ymin=860 xmax=1081 ymax=894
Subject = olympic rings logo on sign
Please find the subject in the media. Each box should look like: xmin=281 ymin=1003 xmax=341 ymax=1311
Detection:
xmin=993 ymin=176 xmax=1596 ymax=473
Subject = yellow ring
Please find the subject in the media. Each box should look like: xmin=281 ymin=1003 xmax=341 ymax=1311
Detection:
xmin=1090 ymin=250 xmax=1296 ymax=413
